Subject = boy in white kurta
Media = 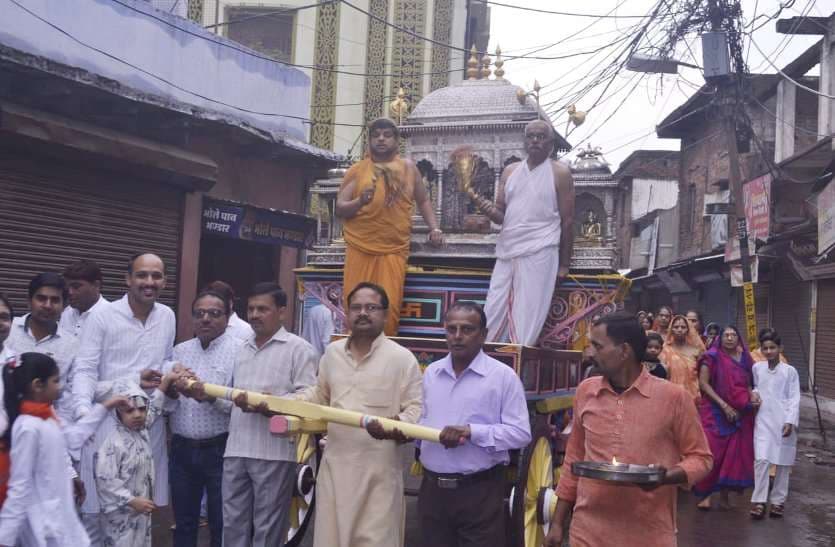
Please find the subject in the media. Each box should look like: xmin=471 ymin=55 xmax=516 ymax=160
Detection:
xmin=750 ymin=331 xmax=800 ymax=519
xmin=95 ymin=379 xmax=171 ymax=547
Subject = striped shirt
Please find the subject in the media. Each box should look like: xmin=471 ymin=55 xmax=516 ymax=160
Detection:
xmin=72 ymin=294 xmax=175 ymax=417
xmin=224 ymin=327 xmax=317 ymax=462
xmin=168 ymin=333 xmax=240 ymax=440
xmin=8 ymin=314 xmax=78 ymax=422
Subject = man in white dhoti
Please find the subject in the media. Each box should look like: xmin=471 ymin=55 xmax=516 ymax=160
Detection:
xmin=72 ymin=253 xmax=176 ymax=546
xmin=750 ymin=329 xmax=801 ymax=520
xmin=469 ymin=120 xmax=575 ymax=345
xmin=296 ymin=282 xmax=422 ymax=547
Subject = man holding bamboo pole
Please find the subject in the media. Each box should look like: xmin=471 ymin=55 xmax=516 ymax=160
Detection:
xmin=296 ymin=282 xmax=423 ymax=547
xmin=221 ymin=282 xmax=317 ymax=547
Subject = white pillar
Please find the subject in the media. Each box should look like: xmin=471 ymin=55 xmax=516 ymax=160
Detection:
xmin=774 ymin=80 xmax=796 ymax=162
xmin=819 ymin=22 xmax=835 ymax=145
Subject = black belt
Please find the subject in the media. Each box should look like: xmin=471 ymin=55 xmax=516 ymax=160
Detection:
xmin=172 ymin=433 xmax=228 ymax=448
xmin=423 ymin=465 xmax=504 ymax=489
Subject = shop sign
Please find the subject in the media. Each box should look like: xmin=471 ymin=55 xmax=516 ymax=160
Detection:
xmin=202 ymin=199 xmax=315 ymax=248
xmin=725 ymin=174 xmax=771 ymax=262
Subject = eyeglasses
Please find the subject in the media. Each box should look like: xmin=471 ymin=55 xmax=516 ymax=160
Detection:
xmin=192 ymin=309 xmax=226 ymax=319
xmin=348 ymin=304 xmax=385 ymax=314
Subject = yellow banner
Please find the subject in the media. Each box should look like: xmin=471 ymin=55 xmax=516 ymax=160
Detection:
xmin=743 ymin=282 xmax=758 ymax=349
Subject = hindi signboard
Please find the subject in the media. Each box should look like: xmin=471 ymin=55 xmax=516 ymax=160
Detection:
xmin=725 ymin=174 xmax=772 ymax=263
xmin=202 ymin=199 xmax=315 ymax=248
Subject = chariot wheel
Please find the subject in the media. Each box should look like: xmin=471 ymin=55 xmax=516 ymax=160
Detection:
xmin=285 ymin=432 xmax=322 ymax=546
xmin=509 ymin=420 xmax=557 ymax=547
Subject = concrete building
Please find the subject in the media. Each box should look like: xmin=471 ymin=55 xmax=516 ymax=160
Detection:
xmin=186 ymin=0 xmax=490 ymax=155
xmin=0 ymin=0 xmax=339 ymax=339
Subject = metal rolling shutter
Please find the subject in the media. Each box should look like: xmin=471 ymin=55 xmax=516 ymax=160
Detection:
xmin=814 ymin=279 xmax=835 ymax=398
xmin=771 ymin=263 xmax=811 ymax=389
xmin=0 ymin=153 xmax=182 ymax=313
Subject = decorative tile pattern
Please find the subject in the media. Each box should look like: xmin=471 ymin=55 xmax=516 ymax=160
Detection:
xmin=429 ymin=0 xmax=454 ymax=91
xmin=187 ymin=0 xmax=203 ymax=23
xmin=310 ymin=1 xmax=340 ymax=150
xmin=391 ymin=0 xmax=428 ymax=109
xmin=362 ymin=0 xmax=389 ymax=139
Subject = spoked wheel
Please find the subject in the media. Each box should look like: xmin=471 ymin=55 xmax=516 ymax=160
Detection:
xmin=285 ymin=432 xmax=322 ymax=546
xmin=509 ymin=419 xmax=557 ymax=547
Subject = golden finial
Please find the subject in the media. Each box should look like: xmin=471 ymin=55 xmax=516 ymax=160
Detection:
xmin=466 ymin=45 xmax=480 ymax=80
xmin=494 ymin=45 xmax=505 ymax=80
xmin=389 ymin=88 xmax=410 ymax=125
xmin=480 ymin=51 xmax=492 ymax=79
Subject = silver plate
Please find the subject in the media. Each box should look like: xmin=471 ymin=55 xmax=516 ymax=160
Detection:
xmin=571 ymin=461 xmax=665 ymax=484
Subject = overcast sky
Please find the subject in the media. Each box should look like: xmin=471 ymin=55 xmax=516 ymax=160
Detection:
xmin=487 ymin=0 xmax=826 ymax=168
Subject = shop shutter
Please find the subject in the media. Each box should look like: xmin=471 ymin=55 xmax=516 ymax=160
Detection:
xmin=770 ymin=262 xmax=811 ymax=389
xmin=0 ymin=152 xmax=182 ymax=313
xmin=814 ymin=279 xmax=835 ymax=398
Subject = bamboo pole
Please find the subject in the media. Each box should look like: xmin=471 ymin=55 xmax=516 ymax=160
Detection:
xmin=186 ymin=380 xmax=442 ymax=443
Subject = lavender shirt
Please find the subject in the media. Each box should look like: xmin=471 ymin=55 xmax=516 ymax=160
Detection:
xmin=419 ymin=351 xmax=531 ymax=474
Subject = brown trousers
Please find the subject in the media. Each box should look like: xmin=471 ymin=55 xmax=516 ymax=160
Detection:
xmin=417 ymin=469 xmax=506 ymax=547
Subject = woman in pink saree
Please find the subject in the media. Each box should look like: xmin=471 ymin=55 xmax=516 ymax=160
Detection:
xmin=694 ymin=325 xmax=759 ymax=509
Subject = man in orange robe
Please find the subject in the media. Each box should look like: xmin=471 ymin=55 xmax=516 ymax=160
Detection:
xmin=336 ymin=118 xmax=443 ymax=335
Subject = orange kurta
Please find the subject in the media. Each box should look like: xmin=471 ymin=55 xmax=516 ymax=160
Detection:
xmin=557 ymin=370 xmax=713 ymax=547
xmin=342 ymin=157 xmax=414 ymax=335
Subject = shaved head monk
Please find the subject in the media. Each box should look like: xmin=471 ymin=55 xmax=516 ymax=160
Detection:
xmin=336 ymin=117 xmax=443 ymax=335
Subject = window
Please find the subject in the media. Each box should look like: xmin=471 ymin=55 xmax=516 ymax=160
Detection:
xmin=226 ymin=6 xmax=295 ymax=63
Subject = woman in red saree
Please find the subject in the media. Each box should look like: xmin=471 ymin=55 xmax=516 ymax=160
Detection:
xmin=694 ymin=325 xmax=758 ymax=509
xmin=660 ymin=315 xmax=705 ymax=401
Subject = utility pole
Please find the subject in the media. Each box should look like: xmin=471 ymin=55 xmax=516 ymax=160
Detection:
xmin=705 ymin=0 xmax=758 ymax=347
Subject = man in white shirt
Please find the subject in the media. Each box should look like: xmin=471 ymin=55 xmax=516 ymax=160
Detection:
xmin=302 ymin=285 xmax=342 ymax=359
xmin=72 ymin=253 xmax=176 ymax=546
xmin=168 ymin=289 xmax=240 ymax=547
xmin=221 ymin=282 xmax=317 ymax=547
xmin=7 ymin=272 xmax=78 ymax=422
xmin=59 ymin=259 xmax=109 ymax=338
xmin=204 ymin=280 xmax=254 ymax=342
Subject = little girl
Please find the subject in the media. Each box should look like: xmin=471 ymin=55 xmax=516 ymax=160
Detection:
xmin=0 ymin=352 xmax=126 ymax=546
xmin=95 ymin=375 xmax=179 ymax=547
xmin=750 ymin=329 xmax=800 ymax=520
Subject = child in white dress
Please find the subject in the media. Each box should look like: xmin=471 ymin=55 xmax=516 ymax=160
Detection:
xmin=750 ymin=329 xmax=801 ymax=520
xmin=0 ymin=352 xmax=127 ymax=547
xmin=95 ymin=375 xmax=179 ymax=547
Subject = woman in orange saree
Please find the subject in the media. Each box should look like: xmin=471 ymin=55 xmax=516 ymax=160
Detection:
xmin=661 ymin=315 xmax=706 ymax=401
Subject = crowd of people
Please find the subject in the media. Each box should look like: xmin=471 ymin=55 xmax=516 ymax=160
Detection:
xmin=570 ymin=305 xmax=801 ymax=534
xmin=0 ymin=254 xmax=535 ymax=547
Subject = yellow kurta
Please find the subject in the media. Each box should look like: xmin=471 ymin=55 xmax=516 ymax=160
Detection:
xmin=299 ymin=334 xmax=423 ymax=547
xmin=342 ymin=157 xmax=415 ymax=335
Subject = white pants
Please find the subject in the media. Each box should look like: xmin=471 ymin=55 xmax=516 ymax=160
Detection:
xmin=485 ymin=246 xmax=560 ymax=346
xmin=751 ymin=459 xmax=791 ymax=505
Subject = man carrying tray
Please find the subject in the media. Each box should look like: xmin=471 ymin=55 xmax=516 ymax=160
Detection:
xmin=544 ymin=313 xmax=712 ymax=547
xmin=417 ymin=300 xmax=530 ymax=547
xmin=296 ymin=282 xmax=423 ymax=547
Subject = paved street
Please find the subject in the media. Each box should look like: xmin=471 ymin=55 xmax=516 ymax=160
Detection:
xmin=153 ymin=407 xmax=835 ymax=547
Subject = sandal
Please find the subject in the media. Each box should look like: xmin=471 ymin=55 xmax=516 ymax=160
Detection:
xmin=769 ymin=504 xmax=784 ymax=518
xmin=750 ymin=503 xmax=766 ymax=520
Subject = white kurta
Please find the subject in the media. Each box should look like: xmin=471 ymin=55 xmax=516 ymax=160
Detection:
xmin=73 ymin=295 xmax=175 ymax=511
xmin=302 ymin=304 xmax=336 ymax=358
xmin=0 ymin=405 xmax=109 ymax=547
xmin=298 ymin=334 xmax=423 ymax=547
xmin=485 ymin=159 xmax=562 ymax=345
xmin=752 ymin=361 xmax=800 ymax=465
